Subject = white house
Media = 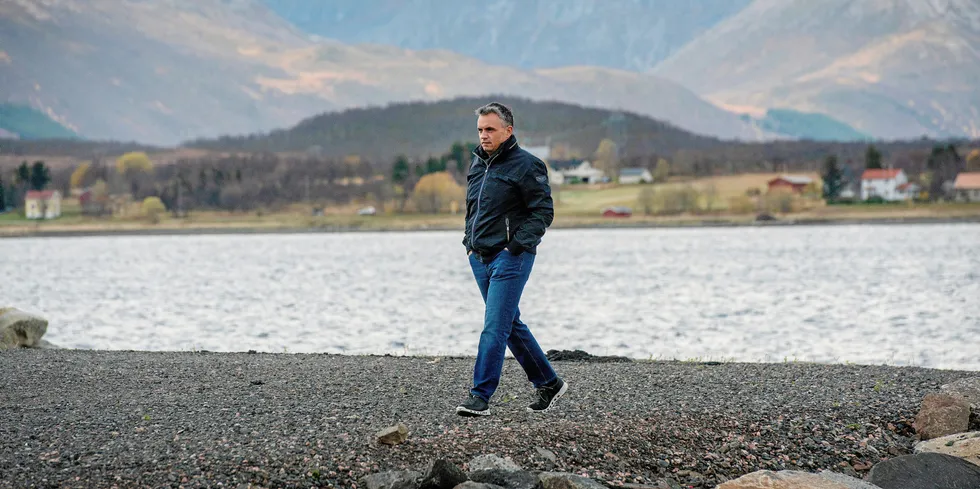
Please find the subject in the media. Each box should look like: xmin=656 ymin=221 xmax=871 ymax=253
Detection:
xmin=550 ymin=159 xmax=606 ymax=184
xmin=860 ymin=169 xmax=911 ymax=201
xmin=619 ymin=167 xmax=654 ymax=184
xmin=953 ymin=172 xmax=980 ymax=202
xmin=25 ymin=190 xmax=62 ymax=219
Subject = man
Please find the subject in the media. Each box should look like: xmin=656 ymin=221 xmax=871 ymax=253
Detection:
xmin=456 ymin=102 xmax=567 ymax=417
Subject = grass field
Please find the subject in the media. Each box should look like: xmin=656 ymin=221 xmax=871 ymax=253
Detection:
xmin=3 ymin=173 xmax=980 ymax=237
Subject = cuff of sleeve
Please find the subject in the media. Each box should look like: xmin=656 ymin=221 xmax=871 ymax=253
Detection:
xmin=506 ymin=240 xmax=523 ymax=255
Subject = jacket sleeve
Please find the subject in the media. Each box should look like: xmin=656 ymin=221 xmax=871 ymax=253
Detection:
xmin=462 ymin=156 xmax=476 ymax=253
xmin=508 ymin=157 xmax=554 ymax=253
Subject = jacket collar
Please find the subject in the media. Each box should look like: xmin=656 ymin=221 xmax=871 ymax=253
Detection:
xmin=473 ymin=134 xmax=519 ymax=162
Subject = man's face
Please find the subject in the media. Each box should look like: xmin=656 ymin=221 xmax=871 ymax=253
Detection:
xmin=477 ymin=113 xmax=513 ymax=154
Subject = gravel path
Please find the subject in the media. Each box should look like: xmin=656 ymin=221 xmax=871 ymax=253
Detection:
xmin=0 ymin=350 xmax=974 ymax=488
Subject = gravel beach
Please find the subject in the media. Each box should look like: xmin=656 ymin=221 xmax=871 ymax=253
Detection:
xmin=0 ymin=350 xmax=975 ymax=488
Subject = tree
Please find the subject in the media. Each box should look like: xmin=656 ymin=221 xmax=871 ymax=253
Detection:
xmin=0 ymin=174 xmax=5 ymax=212
xmin=29 ymin=161 xmax=51 ymax=191
xmin=70 ymin=161 xmax=92 ymax=189
xmin=16 ymin=161 xmax=30 ymax=188
xmin=926 ymin=144 xmax=963 ymax=201
xmin=142 ymin=196 xmax=166 ymax=224
xmin=865 ymin=144 xmax=883 ymax=169
xmin=392 ymin=155 xmax=411 ymax=184
xmin=637 ymin=187 xmax=656 ymax=215
xmin=116 ymin=151 xmax=154 ymax=197
xmin=653 ymin=158 xmax=670 ymax=183
xmin=412 ymin=171 xmax=464 ymax=213
xmin=593 ymin=138 xmax=619 ymax=181
xmin=822 ymin=155 xmax=843 ymax=201
xmin=967 ymin=149 xmax=980 ymax=171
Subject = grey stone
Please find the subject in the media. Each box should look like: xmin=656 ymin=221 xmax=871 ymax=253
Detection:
xmin=818 ymin=470 xmax=884 ymax=489
xmin=538 ymin=472 xmax=608 ymax=489
xmin=868 ymin=452 xmax=980 ymax=489
xmin=453 ymin=483 xmax=505 ymax=489
xmin=420 ymin=459 xmax=468 ymax=489
xmin=0 ymin=307 xmax=48 ymax=350
xmin=942 ymin=377 xmax=980 ymax=430
xmin=535 ymin=447 xmax=558 ymax=463
xmin=468 ymin=454 xmax=522 ymax=472
xmin=914 ymin=431 xmax=980 ymax=467
xmin=360 ymin=470 xmax=422 ymax=489
xmin=468 ymin=469 xmax=537 ymax=489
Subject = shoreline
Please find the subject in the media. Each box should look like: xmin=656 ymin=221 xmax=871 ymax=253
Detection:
xmin=2 ymin=213 xmax=979 ymax=239
xmin=1 ymin=349 xmax=976 ymax=488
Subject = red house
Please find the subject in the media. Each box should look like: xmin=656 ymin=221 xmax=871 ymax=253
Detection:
xmin=767 ymin=175 xmax=813 ymax=194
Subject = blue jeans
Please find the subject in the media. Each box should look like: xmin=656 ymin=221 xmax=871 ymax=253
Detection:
xmin=468 ymin=250 xmax=557 ymax=402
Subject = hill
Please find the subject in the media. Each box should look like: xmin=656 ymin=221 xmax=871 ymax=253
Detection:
xmin=185 ymin=96 xmax=726 ymax=161
xmin=0 ymin=0 xmax=765 ymax=147
xmin=0 ymin=104 xmax=77 ymax=140
xmin=652 ymin=0 xmax=980 ymax=140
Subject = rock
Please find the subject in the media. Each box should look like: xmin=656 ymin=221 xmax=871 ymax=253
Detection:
xmin=468 ymin=469 xmax=537 ymax=489
xmin=420 ymin=459 xmax=468 ymax=489
xmin=453 ymin=483 xmax=505 ymax=489
xmin=360 ymin=470 xmax=422 ymax=489
xmin=534 ymin=447 xmax=558 ymax=463
xmin=817 ymin=470 xmax=884 ymax=489
xmin=914 ymin=431 xmax=980 ymax=467
xmin=915 ymin=394 xmax=971 ymax=440
xmin=468 ymin=455 xmax=522 ymax=472
xmin=545 ymin=349 xmax=631 ymax=363
xmin=868 ymin=452 xmax=980 ymax=489
xmin=538 ymin=472 xmax=608 ymax=488
xmin=717 ymin=470 xmax=853 ymax=488
xmin=375 ymin=423 xmax=409 ymax=445
xmin=0 ymin=307 xmax=49 ymax=350
xmin=942 ymin=377 xmax=980 ymax=429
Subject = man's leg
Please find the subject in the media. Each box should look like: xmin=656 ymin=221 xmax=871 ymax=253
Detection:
xmin=507 ymin=307 xmax=558 ymax=388
xmin=457 ymin=253 xmax=495 ymax=416
xmin=469 ymin=251 xmax=534 ymax=402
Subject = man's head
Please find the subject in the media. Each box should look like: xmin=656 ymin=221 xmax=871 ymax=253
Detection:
xmin=475 ymin=102 xmax=514 ymax=154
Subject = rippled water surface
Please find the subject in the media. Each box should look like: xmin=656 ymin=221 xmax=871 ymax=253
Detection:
xmin=2 ymin=224 xmax=978 ymax=369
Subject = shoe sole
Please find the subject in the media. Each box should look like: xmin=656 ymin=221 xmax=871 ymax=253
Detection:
xmin=526 ymin=380 xmax=568 ymax=413
xmin=455 ymin=406 xmax=491 ymax=417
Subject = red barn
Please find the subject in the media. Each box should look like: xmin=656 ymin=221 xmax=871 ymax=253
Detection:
xmin=767 ymin=175 xmax=813 ymax=194
xmin=601 ymin=206 xmax=632 ymax=218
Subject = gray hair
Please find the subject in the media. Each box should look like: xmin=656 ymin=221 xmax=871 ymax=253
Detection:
xmin=475 ymin=102 xmax=514 ymax=128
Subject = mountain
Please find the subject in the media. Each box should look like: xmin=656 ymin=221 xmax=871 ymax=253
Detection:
xmin=0 ymin=103 xmax=77 ymax=139
xmin=261 ymin=0 xmax=753 ymax=72
xmin=652 ymin=0 xmax=980 ymax=140
xmin=0 ymin=0 xmax=765 ymax=147
xmin=186 ymin=96 xmax=726 ymax=162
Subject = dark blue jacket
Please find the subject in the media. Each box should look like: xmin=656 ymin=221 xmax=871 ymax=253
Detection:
xmin=463 ymin=135 xmax=554 ymax=256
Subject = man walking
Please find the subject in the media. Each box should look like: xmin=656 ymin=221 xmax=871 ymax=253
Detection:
xmin=456 ymin=102 xmax=567 ymax=417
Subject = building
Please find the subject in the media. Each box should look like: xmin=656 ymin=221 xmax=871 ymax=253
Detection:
xmin=24 ymin=190 xmax=62 ymax=219
xmin=767 ymin=175 xmax=813 ymax=194
xmin=953 ymin=172 xmax=980 ymax=202
xmin=550 ymin=159 xmax=606 ymax=184
xmin=619 ymin=167 xmax=653 ymax=184
xmin=860 ymin=169 xmax=910 ymax=201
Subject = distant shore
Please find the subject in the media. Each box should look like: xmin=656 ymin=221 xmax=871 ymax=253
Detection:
xmin=0 ymin=348 xmax=975 ymax=488
xmin=2 ymin=211 xmax=980 ymax=239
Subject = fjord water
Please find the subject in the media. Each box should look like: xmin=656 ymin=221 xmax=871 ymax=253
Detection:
xmin=2 ymin=223 xmax=978 ymax=370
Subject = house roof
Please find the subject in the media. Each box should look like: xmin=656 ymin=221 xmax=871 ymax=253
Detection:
xmin=619 ymin=167 xmax=649 ymax=176
xmin=897 ymin=182 xmax=919 ymax=191
xmin=25 ymin=190 xmax=58 ymax=200
xmin=769 ymin=175 xmax=812 ymax=185
xmin=954 ymin=172 xmax=980 ymax=190
xmin=861 ymin=169 xmax=902 ymax=180
xmin=550 ymin=159 xmax=587 ymax=171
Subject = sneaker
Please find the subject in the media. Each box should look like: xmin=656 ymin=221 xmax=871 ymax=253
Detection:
xmin=456 ymin=394 xmax=490 ymax=417
xmin=527 ymin=377 xmax=568 ymax=413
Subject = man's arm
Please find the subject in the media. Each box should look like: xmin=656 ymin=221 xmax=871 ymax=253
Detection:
xmin=507 ymin=158 xmax=554 ymax=254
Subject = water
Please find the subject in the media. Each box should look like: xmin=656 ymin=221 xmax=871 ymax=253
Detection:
xmin=1 ymin=224 xmax=978 ymax=370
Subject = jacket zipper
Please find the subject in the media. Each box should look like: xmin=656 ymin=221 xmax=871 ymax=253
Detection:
xmin=506 ymin=217 xmax=510 ymax=242
xmin=469 ymin=140 xmax=519 ymax=251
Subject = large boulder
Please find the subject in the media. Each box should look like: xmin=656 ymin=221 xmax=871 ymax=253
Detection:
xmin=359 ymin=470 xmax=421 ymax=489
xmin=419 ymin=459 xmax=468 ymax=489
xmin=717 ymin=470 xmax=856 ymax=489
xmin=537 ymin=472 xmax=608 ymax=488
xmin=868 ymin=452 xmax=980 ymax=489
xmin=817 ymin=470 xmax=883 ymax=489
xmin=0 ymin=307 xmax=49 ymax=350
xmin=914 ymin=431 xmax=980 ymax=467
xmin=915 ymin=394 xmax=971 ymax=441
xmin=941 ymin=377 xmax=980 ymax=430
